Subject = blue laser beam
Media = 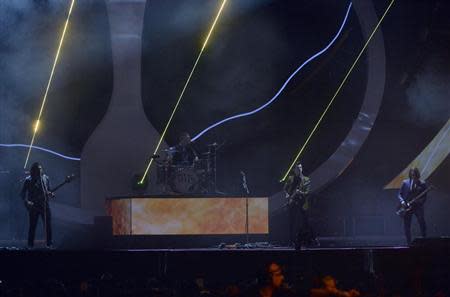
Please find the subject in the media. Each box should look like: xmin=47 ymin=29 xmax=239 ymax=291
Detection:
xmin=0 ymin=144 xmax=81 ymax=161
xmin=191 ymin=2 xmax=353 ymax=142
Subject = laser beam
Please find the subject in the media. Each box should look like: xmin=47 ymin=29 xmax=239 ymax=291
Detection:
xmin=24 ymin=0 xmax=76 ymax=169
xmin=139 ymin=0 xmax=228 ymax=184
xmin=280 ymin=0 xmax=395 ymax=182
xmin=190 ymin=2 xmax=353 ymax=142
xmin=1 ymin=144 xmax=80 ymax=161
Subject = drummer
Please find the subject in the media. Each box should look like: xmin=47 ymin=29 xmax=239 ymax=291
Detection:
xmin=167 ymin=132 xmax=199 ymax=166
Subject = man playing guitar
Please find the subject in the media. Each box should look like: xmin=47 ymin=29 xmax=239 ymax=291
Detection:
xmin=397 ymin=167 xmax=428 ymax=245
xmin=283 ymin=163 xmax=316 ymax=248
xmin=21 ymin=162 xmax=54 ymax=248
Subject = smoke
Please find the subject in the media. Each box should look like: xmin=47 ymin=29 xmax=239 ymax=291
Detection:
xmin=0 ymin=0 xmax=103 ymax=243
xmin=144 ymin=0 xmax=273 ymax=51
xmin=172 ymin=0 xmax=273 ymax=33
xmin=143 ymin=0 xmax=311 ymax=136
xmin=405 ymin=58 xmax=450 ymax=127
xmin=0 ymin=1 xmax=67 ymax=142
xmin=0 ymin=0 xmax=104 ymax=141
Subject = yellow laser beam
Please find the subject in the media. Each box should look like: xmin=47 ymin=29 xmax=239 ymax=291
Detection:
xmin=140 ymin=0 xmax=228 ymax=183
xmin=280 ymin=0 xmax=395 ymax=182
xmin=34 ymin=120 xmax=41 ymax=133
xmin=24 ymin=0 xmax=76 ymax=169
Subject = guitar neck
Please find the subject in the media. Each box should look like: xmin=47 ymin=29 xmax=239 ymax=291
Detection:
xmin=410 ymin=187 xmax=432 ymax=203
xmin=51 ymin=181 xmax=67 ymax=193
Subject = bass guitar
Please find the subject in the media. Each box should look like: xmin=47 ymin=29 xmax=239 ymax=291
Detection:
xmin=286 ymin=189 xmax=307 ymax=206
xmin=25 ymin=174 xmax=76 ymax=211
xmin=396 ymin=185 xmax=433 ymax=217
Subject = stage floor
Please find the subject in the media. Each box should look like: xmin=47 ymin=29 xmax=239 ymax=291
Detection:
xmin=0 ymin=246 xmax=447 ymax=297
xmin=0 ymin=243 xmax=448 ymax=281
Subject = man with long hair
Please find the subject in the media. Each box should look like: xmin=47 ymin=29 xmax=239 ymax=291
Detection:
xmin=398 ymin=167 xmax=428 ymax=245
xmin=20 ymin=162 xmax=53 ymax=248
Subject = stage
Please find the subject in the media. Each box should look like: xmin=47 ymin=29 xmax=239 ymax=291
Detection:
xmin=0 ymin=0 xmax=449 ymax=295
xmin=0 ymin=243 xmax=448 ymax=280
xmin=0 ymin=240 xmax=448 ymax=296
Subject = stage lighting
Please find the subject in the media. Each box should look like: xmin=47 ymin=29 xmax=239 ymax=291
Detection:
xmin=139 ymin=0 xmax=228 ymax=184
xmin=281 ymin=0 xmax=395 ymax=182
xmin=132 ymin=173 xmax=149 ymax=192
xmin=24 ymin=0 xmax=76 ymax=168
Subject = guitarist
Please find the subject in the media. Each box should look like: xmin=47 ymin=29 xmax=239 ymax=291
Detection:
xmin=283 ymin=163 xmax=315 ymax=248
xmin=20 ymin=162 xmax=54 ymax=248
xmin=398 ymin=167 xmax=428 ymax=245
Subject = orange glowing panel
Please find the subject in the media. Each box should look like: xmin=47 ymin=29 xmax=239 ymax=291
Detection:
xmin=108 ymin=197 xmax=268 ymax=235
xmin=107 ymin=199 xmax=131 ymax=235
xmin=247 ymin=198 xmax=269 ymax=234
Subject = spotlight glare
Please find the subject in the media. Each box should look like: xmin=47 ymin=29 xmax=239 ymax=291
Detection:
xmin=33 ymin=120 xmax=40 ymax=133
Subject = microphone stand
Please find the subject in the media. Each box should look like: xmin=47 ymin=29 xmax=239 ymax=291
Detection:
xmin=39 ymin=173 xmax=50 ymax=248
xmin=240 ymin=171 xmax=250 ymax=246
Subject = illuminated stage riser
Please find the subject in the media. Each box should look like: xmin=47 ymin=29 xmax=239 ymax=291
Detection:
xmin=107 ymin=197 xmax=268 ymax=235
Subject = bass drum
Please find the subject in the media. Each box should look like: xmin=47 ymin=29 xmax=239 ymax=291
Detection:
xmin=171 ymin=166 xmax=199 ymax=194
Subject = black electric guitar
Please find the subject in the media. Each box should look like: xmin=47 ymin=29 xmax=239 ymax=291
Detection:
xmin=396 ymin=185 xmax=433 ymax=217
xmin=286 ymin=189 xmax=307 ymax=205
xmin=284 ymin=176 xmax=311 ymax=208
xmin=25 ymin=174 xmax=76 ymax=211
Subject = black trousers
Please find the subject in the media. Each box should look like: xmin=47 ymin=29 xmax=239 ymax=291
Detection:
xmin=288 ymin=203 xmax=314 ymax=246
xmin=28 ymin=206 xmax=52 ymax=247
xmin=403 ymin=205 xmax=426 ymax=245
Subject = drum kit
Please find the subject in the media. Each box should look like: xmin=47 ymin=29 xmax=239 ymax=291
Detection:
xmin=156 ymin=143 xmax=221 ymax=194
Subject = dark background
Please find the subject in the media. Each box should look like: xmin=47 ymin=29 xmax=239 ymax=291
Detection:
xmin=0 ymin=0 xmax=448 ymax=247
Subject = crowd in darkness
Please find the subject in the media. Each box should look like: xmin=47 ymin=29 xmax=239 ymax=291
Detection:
xmin=0 ymin=261 xmax=448 ymax=297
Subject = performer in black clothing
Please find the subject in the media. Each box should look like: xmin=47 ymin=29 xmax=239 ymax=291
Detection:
xmin=169 ymin=132 xmax=199 ymax=166
xmin=397 ymin=167 xmax=428 ymax=245
xmin=283 ymin=163 xmax=315 ymax=248
xmin=20 ymin=162 xmax=53 ymax=247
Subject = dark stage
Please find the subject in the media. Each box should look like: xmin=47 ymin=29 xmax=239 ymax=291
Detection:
xmin=0 ymin=243 xmax=449 ymax=297
xmin=1 ymin=0 xmax=450 ymax=295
